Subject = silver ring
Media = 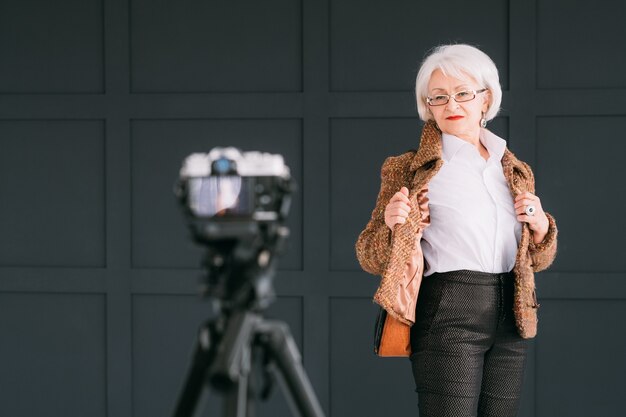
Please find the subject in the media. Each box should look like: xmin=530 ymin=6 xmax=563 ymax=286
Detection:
xmin=525 ymin=205 xmax=536 ymax=216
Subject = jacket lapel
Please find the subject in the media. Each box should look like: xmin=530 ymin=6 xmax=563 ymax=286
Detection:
xmin=502 ymin=148 xmax=534 ymax=196
xmin=409 ymin=120 xmax=444 ymax=192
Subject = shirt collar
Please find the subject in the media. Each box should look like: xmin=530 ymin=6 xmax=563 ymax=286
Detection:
xmin=441 ymin=133 xmax=468 ymax=162
xmin=441 ymin=128 xmax=507 ymax=162
xmin=480 ymin=128 xmax=507 ymax=162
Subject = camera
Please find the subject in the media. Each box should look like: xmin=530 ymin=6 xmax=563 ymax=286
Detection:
xmin=175 ymin=147 xmax=295 ymax=308
xmin=176 ymin=147 xmax=294 ymax=243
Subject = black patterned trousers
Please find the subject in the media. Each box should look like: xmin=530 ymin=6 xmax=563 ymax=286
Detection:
xmin=409 ymin=269 xmax=528 ymax=417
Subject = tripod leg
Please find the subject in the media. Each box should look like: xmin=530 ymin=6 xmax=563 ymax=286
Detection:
xmin=222 ymin=374 xmax=249 ymax=417
xmin=258 ymin=320 xmax=326 ymax=417
xmin=173 ymin=325 xmax=215 ymax=417
xmin=210 ymin=311 xmax=257 ymax=417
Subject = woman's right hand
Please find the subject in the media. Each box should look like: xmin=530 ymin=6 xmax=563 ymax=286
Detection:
xmin=384 ymin=185 xmax=430 ymax=231
xmin=384 ymin=186 xmax=412 ymax=230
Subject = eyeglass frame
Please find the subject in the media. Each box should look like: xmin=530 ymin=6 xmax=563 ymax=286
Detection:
xmin=426 ymin=88 xmax=488 ymax=106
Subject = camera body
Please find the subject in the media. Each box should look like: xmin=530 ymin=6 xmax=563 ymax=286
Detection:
xmin=176 ymin=147 xmax=293 ymax=243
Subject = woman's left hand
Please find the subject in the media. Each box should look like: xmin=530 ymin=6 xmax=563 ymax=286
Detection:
xmin=514 ymin=191 xmax=549 ymax=244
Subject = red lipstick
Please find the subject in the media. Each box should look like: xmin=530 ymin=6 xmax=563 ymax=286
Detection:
xmin=446 ymin=115 xmax=464 ymax=120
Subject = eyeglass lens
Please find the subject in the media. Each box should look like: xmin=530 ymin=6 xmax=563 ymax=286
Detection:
xmin=428 ymin=91 xmax=476 ymax=106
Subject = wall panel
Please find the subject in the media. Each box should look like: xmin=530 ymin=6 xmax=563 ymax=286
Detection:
xmin=536 ymin=116 xmax=626 ymax=272
xmin=0 ymin=120 xmax=105 ymax=267
xmin=536 ymin=299 xmax=626 ymax=417
xmin=0 ymin=0 xmax=103 ymax=93
xmin=536 ymin=0 xmax=626 ymax=89
xmin=0 ymin=292 xmax=106 ymax=417
xmin=130 ymin=0 xmax=302 ymax=93
xmin=330 ymin=0 xmax=509 ymax=91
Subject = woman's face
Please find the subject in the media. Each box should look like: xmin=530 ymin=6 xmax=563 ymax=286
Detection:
xmin=426 ymin=69 xmax=491 ymax=141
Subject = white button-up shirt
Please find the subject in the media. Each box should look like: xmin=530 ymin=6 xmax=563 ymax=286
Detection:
xmin=422 ymin=129 xmax=522 ymax=276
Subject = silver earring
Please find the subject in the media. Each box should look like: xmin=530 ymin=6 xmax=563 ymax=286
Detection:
xmin=480 ymin=112 xmax=487 ymax=128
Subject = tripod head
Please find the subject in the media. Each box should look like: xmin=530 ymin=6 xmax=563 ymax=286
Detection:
xmin=175 ymin=147 xmax=294 ymax=312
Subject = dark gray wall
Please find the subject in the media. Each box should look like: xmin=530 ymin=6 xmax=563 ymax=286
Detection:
xmin=0 ymin=0 xmax=625 ymax=416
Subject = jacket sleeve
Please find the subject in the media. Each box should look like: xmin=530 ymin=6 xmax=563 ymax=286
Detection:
xmin=355 ymin=155 xmax=410 ymax=276
xmin=528 ymin=211 xmax=558 ymax=272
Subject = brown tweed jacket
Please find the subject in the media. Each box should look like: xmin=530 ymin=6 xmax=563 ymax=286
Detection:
xmin=356 ymin=120 xmax=558 ymax=339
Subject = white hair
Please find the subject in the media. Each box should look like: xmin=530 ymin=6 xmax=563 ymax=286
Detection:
xmin=415 ymin=44 xmax=502 ymax=122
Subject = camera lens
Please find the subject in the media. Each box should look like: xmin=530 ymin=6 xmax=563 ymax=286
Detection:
xmin=213 ymin=158 xmax=235 ymax=175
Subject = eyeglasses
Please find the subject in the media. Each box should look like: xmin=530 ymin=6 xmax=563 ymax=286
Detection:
xmin=426 ymin=88 xmax=488 ymax=106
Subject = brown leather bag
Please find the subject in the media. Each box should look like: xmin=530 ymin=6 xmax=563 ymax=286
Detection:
xmin=374 ymin=307 xmax=411 ymax=357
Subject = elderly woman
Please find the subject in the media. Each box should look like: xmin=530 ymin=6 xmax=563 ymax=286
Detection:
xmin=356 ymin=44 xmax=558 ymax=417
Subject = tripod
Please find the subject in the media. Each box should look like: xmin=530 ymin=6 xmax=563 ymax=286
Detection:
xmin=172 ymin=229 xmax=326 ymax=417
